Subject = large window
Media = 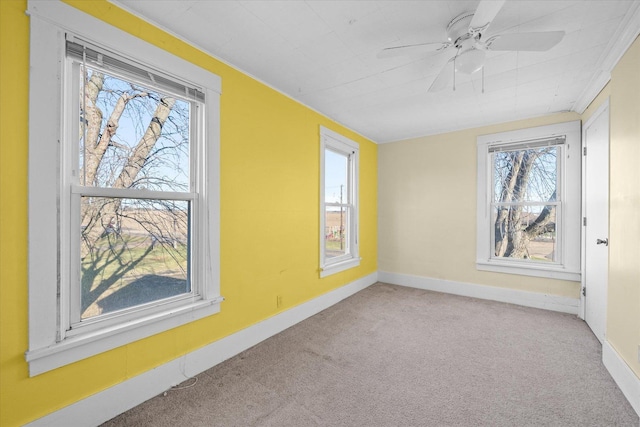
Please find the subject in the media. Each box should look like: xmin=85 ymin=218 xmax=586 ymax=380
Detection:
xmin=320 ymin=127 xmax=359 ymax=277
xmin=476 ymin=121 xmax=581 ymax=281
xmin=26 ymin=1 xmax=221 ymax=375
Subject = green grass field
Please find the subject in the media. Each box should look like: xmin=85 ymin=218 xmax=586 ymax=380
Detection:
xmin=81 ymin=234 xmax=188 ymax=318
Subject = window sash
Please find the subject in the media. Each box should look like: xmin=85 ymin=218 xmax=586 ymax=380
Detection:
xmin=489 ymin=202 xmax=562 ymax=264
xmin=70 ymin=57 xmax=197 ymax=193
xmin=490 ymin=146 xmax=561 ymax=204
xmin=68 ymin=194 xmax=196 ymax=328
xmin=324 ymin=205 xmax=353 ymax=263
xmin=324 ymin=147 xmax=353 ymax=205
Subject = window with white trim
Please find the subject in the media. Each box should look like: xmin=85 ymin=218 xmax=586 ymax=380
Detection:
xmin=476 ymin=121 xmax=581 ymax=281
xmin=320 ymin=127 xmax=359 ymax=277
xmin=26 ymin=1 xmax=221 ymax=376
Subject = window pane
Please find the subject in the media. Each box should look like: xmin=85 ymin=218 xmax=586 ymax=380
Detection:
xmin=325 ymin=149 xmax=348 ymax=203
xmin=493 ymin=147 xmax=557 ymax=203
xmin=325 ymin=206 xmax=348 ymax=259
xmin=492 ymin=204 xmax=557 ymax=262
xmin=80 ymin=197 xmax=190 ymax=320
xmin=79 ymin=67 xmax=190 ymax=192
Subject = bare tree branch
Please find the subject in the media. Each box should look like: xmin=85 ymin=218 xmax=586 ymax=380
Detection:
xmin=114 ymin=97 xmax=176 ymax=189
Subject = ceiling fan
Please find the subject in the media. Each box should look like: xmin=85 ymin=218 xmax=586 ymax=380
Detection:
xmin=378 ymin=0 xmax=565 ymax=92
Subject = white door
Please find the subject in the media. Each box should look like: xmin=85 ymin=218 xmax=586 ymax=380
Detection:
xmin=582 ymin=100 xmax=609 ymax=343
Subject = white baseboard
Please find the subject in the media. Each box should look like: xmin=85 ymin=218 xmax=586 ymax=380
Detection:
xmin=26 ymin=272 xmax=378 ymax=427
xmin=603 ymin=340 xmax=640 ymax=416
xmin=378 ymin=271 xmax=579 ymax=315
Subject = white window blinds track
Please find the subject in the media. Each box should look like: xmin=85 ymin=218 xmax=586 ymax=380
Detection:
xmin=66 ymin=36 xmax=205 ymax=103
xmin=488 ymin=136 xmax=565 ymax=153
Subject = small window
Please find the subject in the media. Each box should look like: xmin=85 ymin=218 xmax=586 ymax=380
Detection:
xmin=320 ymin=127 xmax=359 ymax=277
xmin=26 ymin=2 xmax=221 ymax=376
xmin=476 ymin=121 xmax=581 ymax=281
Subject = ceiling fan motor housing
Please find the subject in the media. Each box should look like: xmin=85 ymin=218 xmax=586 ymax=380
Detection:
xmin=447 ymin=12 xmax=485 ymax=74
xmin=446 ymin=12 xmax=477 ymax=47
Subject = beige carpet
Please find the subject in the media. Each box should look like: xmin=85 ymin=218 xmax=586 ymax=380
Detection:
xmin=103 ymin=283 xmax=639 ymax=426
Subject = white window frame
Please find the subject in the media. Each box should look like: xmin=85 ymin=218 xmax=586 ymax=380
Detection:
xmin=25 ymin=0 xmax=222 ymax=376
xmin=476 ymin=121 xmax=581 ymax=281
xmin=319 ymin=126 xmax=360 ymax=277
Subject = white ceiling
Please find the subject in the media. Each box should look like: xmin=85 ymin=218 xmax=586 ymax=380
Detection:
xmin=112 ymin=0 xmax=639 ymax=143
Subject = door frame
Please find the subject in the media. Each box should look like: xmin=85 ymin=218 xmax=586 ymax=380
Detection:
xmin=579 ymin=98 xmax=610 ymax=321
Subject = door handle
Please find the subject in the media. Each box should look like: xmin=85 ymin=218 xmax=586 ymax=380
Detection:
xmin=596 ymin=238 xmax=608 ymax=246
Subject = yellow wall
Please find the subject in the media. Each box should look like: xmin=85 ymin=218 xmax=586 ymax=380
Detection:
xmin=0 ymin=1 xmax=377 ymax=425
xmin=378 ymin=112 xmax=582 ymax=298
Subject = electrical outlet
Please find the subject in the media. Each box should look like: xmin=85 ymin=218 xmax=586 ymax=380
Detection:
xmin=276 ymin=295 xmax=282 ymax=308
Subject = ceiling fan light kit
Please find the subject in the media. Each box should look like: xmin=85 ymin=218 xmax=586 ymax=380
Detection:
xmin=378 ymin=0 xmax=565 ymax=93
xmin=455 ymin=48 xmax=486 ymax=74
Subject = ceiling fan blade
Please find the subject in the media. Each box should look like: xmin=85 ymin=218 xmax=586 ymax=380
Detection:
xmin=377 ymin=42 xmax=450 ymax=59
xmin=428 ymin=58 xmax=455 ymax=92
xmin=469 ymin=0 xmax=506 ymax=33
xmin=487 ymin=31 xmax=565 ymax=51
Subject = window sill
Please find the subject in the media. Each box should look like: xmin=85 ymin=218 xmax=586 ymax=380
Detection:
xmin=25 ymin=297 xmax=223 ymax=377
xmin=320 ymin=257 xmax=361 ymax=278
xmin=476 ymin=260 xmax=580 ymax=281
